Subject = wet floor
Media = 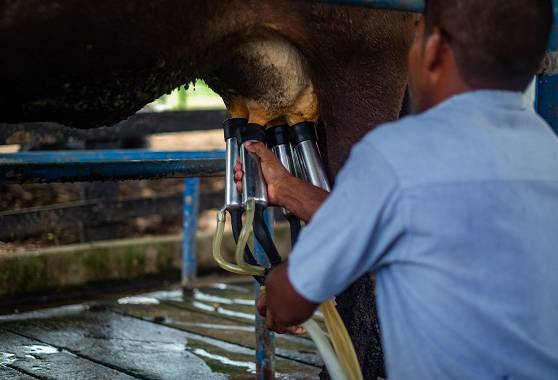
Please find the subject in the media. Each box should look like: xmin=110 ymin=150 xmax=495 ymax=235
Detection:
xmin=0 ymin=280 xmax=321 ymax=379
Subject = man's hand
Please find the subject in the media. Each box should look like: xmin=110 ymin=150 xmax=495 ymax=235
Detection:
xmin=257 ymin=291 xmax=305 ymax=335
xmin=235 ymin=141 xmax=330 ymax=222
xmin=234 ymin=141 xmax=293 ymax=205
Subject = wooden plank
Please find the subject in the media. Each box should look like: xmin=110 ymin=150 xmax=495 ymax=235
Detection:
xmin=0 ymin=306 xmax=318 ymax=379
xmin=0 ymin=191 xmax=223 ymax=241
xmin=0 ymin=329 xmax=134 ymax=379
xmin=114 ymin=301 xmax=321 ymax=367
xmin=0 ymin=110 xmax=228 ymax=145
xmin=0 ymin=365 xmax=36 ymax=380
xmin=0 ymin=307 xmax=225 ymax=379
xmin=112 ymin=286 xmax=322 ymax=367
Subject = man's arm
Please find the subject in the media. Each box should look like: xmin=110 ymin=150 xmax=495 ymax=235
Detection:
xmin=267 ymin=142 xmax=402 ymax=332
xmin=261 ymin=262 xmax=319 ymax=329
xmin=275 ymin=177 xmax=329 ymax=223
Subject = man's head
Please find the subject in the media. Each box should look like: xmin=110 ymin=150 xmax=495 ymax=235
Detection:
xmin=408 ymin=0 xmax=553 ymax=113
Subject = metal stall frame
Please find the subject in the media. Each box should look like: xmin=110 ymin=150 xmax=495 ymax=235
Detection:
xmin=316 ymin=0 xmax=424 ymax=12
xmin=0 ymin=149 xmax=225 ymax=286
xmin=537 ymin=0 xmax=558 ymax=134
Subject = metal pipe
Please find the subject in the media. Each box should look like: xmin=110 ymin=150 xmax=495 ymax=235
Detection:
xmin=290 ymin=122 xmax=331 ymax=192
xmin=267 ymin=125 xmax=296 ymax=217
xmin=224 ymin=119 xmax=245 ymax=209
xmin=182 ymin=177 xmax=201 ymax=286
xmin=313 ymin=0 xmax=425 ymax=12
xmin=535 ymin=0 xmax=558 ymax=135
xmin=239 ymin=124 xmax=269 ymax=206
xmin=267 ymin=125 xmax=304 ymax=246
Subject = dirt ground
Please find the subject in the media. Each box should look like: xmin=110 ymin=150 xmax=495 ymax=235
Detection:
xmin=0 ymin=131 xmax=226 ymax=254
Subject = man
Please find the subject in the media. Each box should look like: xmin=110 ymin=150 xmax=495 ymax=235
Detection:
xmin=236 ymin=0 xmax=558 ymax=378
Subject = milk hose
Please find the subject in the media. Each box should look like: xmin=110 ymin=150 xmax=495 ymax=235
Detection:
xmin=303 ymin=319 xmax=348 ymax=380
xmin=287 ymin=228 xmax=362 ymax=380
xmin=231 ymin=208 xmax=265 ymax=284
xmin=234 ymin=199 xmax=266 ymax=276
xmin=212 ymin=207 xmax=249 ymax=276
xmin=321 ymin=300 xmax=363 ymax=380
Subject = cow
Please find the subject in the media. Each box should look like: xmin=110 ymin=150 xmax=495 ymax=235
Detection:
xmin=0 ymin=1 xmax=416 ymax=377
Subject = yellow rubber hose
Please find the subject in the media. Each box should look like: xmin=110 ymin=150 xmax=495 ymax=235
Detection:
xmin=212 ymin=208 xmax=251 ymax=276
xmin=235 ymin=199 xmax=266 ymax=276
xmin=321 ymin=300 xmax=363 ymax=380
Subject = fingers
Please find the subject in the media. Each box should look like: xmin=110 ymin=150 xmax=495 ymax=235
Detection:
xmin=263 ymin=305 xmax=305 ymax=336
xmin=286 ymin=325 xmax=306 ymax=336
xmin=234 ymin=157 xmax=243 ymax=193
xmin=245 ymin=141 xmax=275 ymax=162
xmin=234 ymin=169 xmax=243 ymax=182
xmin=265 ymin=317 xmax=305 ymax=336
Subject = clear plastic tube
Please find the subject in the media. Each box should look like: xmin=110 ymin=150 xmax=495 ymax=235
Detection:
xmin=212 ymin=208 xmax=251 ymax=276
xmin=303 ymin=319 xmax=348 ymax=380
xmin=235 ymin=199 xmax=266 ymax=276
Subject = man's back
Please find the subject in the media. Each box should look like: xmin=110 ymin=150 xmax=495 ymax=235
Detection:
xmin=289 ymin=91 xmax=558 ymax=379
xmin=371 ymin=91 xmax=558 ymax=379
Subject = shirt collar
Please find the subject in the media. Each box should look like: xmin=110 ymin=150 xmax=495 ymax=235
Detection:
xmin=446 ymin=90 xmax=528 ymax=110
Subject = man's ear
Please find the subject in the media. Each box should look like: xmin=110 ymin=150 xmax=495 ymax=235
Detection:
xmin=423 ymin=27 xmax=449 ymax=78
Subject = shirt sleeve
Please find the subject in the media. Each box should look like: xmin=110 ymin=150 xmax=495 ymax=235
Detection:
xmin=287 ymin=142 xmax=404 ymax=303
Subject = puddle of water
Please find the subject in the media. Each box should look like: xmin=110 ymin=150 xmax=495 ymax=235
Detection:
xmin=182 ymin=330 xmax=254 ymax=356
xmin=192 ymin=301 xmax=215 ymax=313
xmin=191 ymin=348 xmax=256 ymax=374
xmin=117 ymin=296 xmax=160 ymax=305
xmin=192 ymin=301 xmax=255 ymax=321
xmin=23 ymin=345 xmax=59 ymax=355
xmin=0 ymin=352 xmax=16 ymax=366
xmin=215 ymin=306 xmax=255 ymax=321
xmin=209 ymin=283 xmax=250 ymax=293
xmin=142 ymin=290 xmax=183 ymax=302
xmin=0 ymin=304 xmax=88 ymax=322
xmin=193 ymin=289 xmax=253 ymax=306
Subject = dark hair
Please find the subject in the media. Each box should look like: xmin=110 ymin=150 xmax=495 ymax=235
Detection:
xmin=424 ymin=0 xmax=553 ymax=90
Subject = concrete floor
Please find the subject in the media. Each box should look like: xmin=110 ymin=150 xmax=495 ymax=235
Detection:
xmin=0 ymin=280 xmax=322 ymax=379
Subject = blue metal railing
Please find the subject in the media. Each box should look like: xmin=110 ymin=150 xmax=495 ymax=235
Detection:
xmin=536 ymin=0 xmax=558 ymax=134
xmin=0 ymin=150 xmax=225 ymax=184
xmin=316 ymin=0 xmax=424 ymax=12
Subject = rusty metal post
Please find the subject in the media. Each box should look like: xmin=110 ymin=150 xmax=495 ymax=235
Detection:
xmin=253 ymin=209 xmax=275 ymax=379
xmin=536 ymin=0 xmax=558 ymax=134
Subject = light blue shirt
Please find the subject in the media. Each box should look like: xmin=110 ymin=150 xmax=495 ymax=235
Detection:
xmin=288 ymin=91 xmax=558 ymax=379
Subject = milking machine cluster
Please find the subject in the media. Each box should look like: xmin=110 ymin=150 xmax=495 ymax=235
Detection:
xmin=213 ymin=119 xmax=363 ymax=380
xmin=214 ymin=118 xmax=328 ymax=276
